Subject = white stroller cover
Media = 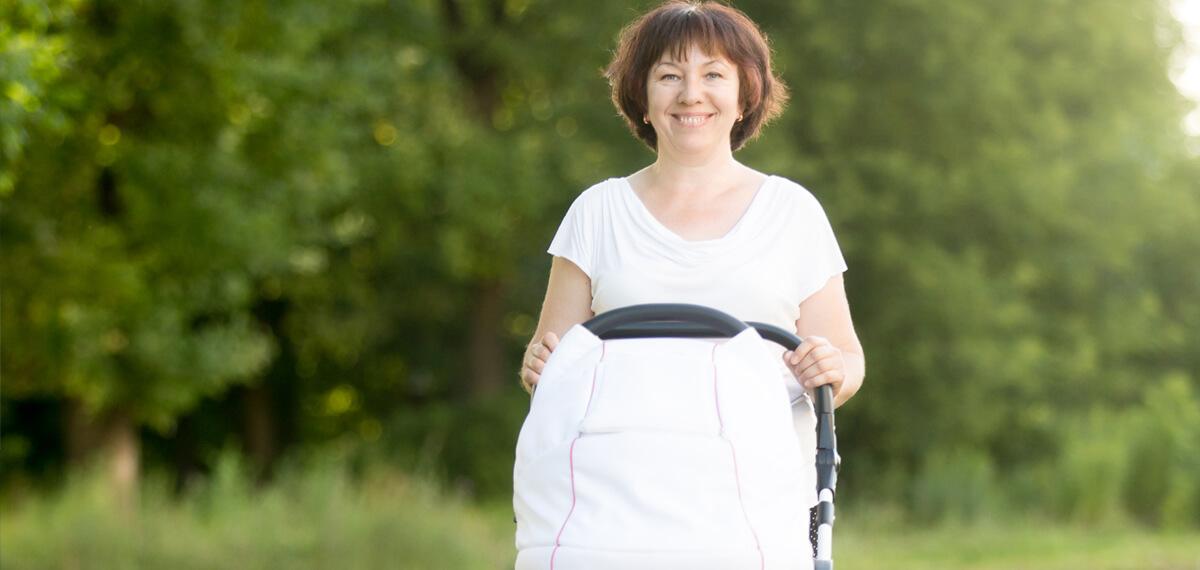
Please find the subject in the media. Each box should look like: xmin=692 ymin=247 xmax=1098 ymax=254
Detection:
xmin=514 ymin=324 xmax=817 ymax=570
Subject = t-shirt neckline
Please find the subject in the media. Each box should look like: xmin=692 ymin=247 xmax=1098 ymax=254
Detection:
xmin=618 ymin=175 xmax=774 ymax=246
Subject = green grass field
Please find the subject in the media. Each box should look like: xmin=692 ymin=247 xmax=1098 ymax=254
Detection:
xmin=478 ymin=501 xmax=1199 ymax=570
xmin=480 ymin=502 xmax=1200 ymax=570
xmin=3 ymin=463 xmax=1196 ymax=570
xmin=831 ymin=522 xmax=1200 ymax=570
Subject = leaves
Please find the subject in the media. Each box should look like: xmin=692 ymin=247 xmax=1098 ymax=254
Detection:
xmin=1 ymin=0 xmax=1197 ymax=524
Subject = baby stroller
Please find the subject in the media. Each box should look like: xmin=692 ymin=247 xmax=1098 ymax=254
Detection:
xmin=514 ymin=304 xmax=840 ymax=570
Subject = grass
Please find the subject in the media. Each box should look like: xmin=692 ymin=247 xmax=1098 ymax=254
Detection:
xmin=4 ymin=460 xmax=1197 ymax=570
xmin=0 ymin=456 xmax=514 ymax=570
xmin=833 ymin=518 xmax=1200 ymax=570
xmin=482 ymin=500 xmax=1200 ymax=570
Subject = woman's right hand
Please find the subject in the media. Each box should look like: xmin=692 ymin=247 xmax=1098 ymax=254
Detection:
xmin=520 ymin=332 xmax=561 ymax=394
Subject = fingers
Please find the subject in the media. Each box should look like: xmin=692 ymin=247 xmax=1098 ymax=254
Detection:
xmin=782 ymin=336 xmax=845 ymax=394
xmin=803 ymin=369 xmax=845 ymax=394
xmin=521 ymin=352 xmax=545 ymax=394
xmin=785 ymin=338 xmax=821 ymax=368
xmin=796 ymin=337 xmax=836 ymax=370
xmin=784 ymin=336 xmax=826 ymax=369
xmin=520 ymin=368 xmax=539 ymax=392
xmin=520 ymin=333 xmax=560 ymax=394
xmin=526 ymin=345 xmax=548 ymax=373
xmin=543 ymin=332 xmax=560 ymax=351
xmin=797 ymin=344 xmax=838 ymax=378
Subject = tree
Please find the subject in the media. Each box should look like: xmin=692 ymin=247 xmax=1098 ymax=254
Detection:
xmin=1 ymin=0 xmax=362 ymax=501
xmin=740 ymin=0 xmax=1200 ymax=506
xmin=4 ymin=0 xmax=1197 ymax=523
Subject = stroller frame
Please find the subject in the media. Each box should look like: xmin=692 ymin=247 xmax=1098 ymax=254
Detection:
xmin=583 ymin=303 xmax=840 ymax=570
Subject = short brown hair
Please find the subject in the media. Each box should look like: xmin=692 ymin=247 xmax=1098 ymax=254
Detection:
xmin=604 ymin=1 xmax=789 ymax=151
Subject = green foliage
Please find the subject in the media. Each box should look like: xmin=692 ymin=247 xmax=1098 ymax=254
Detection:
xmin=832 ymin=517 xmax=1200 ymax=570
xmin=1009 ymin=374 xmax=1200 ymax=528
xmin=0 ymin=0 xmax=78 ymax=196
xmin=0 ymin=454 xmax=513 ymax=570
xmin=1044 ymin=409 xmax=1132 ymax=526
xmin=3 ymin=0 xmax=1199 ymax=530
xmin=435 ymin=391 xmax=531 ymax=499
xmin=742 ymin=0 xmax=1200 ymax=520
xmin=4 ymin=457 xmax=1198 ymax=570
xmin=909 ymin=449 xmax=1000 ymax=525
xmin=1122 ymin=374 xmax=1200 ymax=528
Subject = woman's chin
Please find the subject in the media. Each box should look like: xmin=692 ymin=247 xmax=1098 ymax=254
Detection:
xmin=661 ymin=136 xmax=730 ymax=156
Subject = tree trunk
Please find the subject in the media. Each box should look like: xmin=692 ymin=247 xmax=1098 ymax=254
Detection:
xmin=245 ymin=293 xmax=291 ymax=483
xmin=242 ymin=382 xmax=276 ymax=483
xmin=171 ymin=414 xmax=201 ymax=494
xmin=467 ymin=279 xmax=507 ymax=397
xmin=64 ymin=400 xmax=141 ymax=515
xmin=64 ymin=397 xmax=98 ymax=466
xmin=101 ymin=408 xmax=140 ymax=516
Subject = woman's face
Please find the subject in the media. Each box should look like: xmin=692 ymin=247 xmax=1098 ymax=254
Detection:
xmin=645 ymin=44 xmax=741 ymax=155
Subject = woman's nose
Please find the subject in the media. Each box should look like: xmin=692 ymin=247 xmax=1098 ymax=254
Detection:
xmin=678 ymin=76 xmax=703 ymax=104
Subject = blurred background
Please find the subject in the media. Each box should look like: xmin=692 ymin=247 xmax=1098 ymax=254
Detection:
xmin=2 ymin=0 xmax=1198 ymax=568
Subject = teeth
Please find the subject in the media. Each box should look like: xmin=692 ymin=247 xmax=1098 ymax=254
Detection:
xmin=678 ymin=115 xmax=707 ymax=126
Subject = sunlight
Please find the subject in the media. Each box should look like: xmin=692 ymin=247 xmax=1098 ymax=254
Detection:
xmin=1171 ymin=0 xmax=1200 ymax=136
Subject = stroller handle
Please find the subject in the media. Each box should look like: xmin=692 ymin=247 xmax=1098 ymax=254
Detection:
xmin=583 ymin=303 xmax=749 ymax=338
xmin=582 ymin=303 xmax=836 ymax=416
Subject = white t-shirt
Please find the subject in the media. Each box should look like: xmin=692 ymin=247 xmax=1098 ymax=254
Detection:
xmin=547 ymin=175 xmax=847 ymax=332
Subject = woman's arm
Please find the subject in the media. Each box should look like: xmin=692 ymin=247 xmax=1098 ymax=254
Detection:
xmin=519 ymin=256 xmax=594 ymax=393
xmin=786 ymin=273 xmax=865 ymax=408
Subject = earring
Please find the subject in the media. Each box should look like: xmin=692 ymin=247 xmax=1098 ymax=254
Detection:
xmin=643 ymin=115 xmax=650 ymax=124
xmin=737 ymin=114 xmax=744 ymax=122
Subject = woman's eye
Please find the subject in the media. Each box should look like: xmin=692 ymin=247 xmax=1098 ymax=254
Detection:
xmin=661 ymin=74 xmax=680 ymax=81
xmin=706 ymin=72 xmax=722 ymax=79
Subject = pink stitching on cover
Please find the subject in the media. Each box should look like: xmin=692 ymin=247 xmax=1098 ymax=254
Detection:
xmin=550 ymin=341 xmax=605 ymax=569
xmin=712 ymin=344 xmax=765 ymax=570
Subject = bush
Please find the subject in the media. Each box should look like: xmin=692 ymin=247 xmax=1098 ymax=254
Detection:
xmin=1121 ymin=374 xmax=1200 ymax=528
xmin=1044 ymin=409 xmax=1130 ymax=526
xmin=0 ymin=452 xmax=515 ymax=570
xmin=909 ymin=448 xmax=1001 ymax=524
xmin=1031 ymin=373 xmax=1200 ymax=529
xmin=855 ymin=375 xmax=1200 ymax=531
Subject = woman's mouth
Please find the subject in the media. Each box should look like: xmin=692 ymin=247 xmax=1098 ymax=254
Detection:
xmin=672 ymin=113 xmax=714 ymax=127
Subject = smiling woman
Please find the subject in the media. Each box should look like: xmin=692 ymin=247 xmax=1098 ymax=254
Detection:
xmin=520 ymin=0 xmax=863 ymax=407
xmin=603 ymin=1 xmax=788 ymax=152
xmin=516 ymin=2 xmax=866 ymax=568
xmin=644 ymin=46 xmax=743 ymax=157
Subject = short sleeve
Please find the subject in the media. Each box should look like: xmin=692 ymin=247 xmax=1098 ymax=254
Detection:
xmin=795 ymin=192 xmax=848 ymax=302
xmin=547 ymin=191 xmax=596 ymax=278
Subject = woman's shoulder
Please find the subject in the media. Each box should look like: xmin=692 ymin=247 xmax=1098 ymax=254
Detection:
xmin=567 ymin=177 xmax=623 ymax=202
xmin=565 ymin=177 xmax=626 ymax=214
xmin=762 ymin=175 xmax=828 ymax=213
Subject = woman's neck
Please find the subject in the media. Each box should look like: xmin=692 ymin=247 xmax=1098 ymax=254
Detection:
xmin=640 ymin=152 xmax=749 ymax=199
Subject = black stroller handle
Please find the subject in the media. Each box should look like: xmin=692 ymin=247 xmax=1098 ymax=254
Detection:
xmin=583 ymin=304 xmax=836 ymax=415
xmin=581 ymin=303 xmax=839 ymax=569
xmin=583 ymin=303 xmax=749 ymax=338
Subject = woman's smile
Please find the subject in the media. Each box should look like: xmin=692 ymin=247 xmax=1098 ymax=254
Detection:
xmin=644 ymin=44 xmax=742 ymax=155
xmin=672 ymin=113 xmax=716 ymax=127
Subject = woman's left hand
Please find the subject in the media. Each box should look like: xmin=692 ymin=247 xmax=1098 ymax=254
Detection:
xmin=782 ymin=336 xmax=846 ymax=396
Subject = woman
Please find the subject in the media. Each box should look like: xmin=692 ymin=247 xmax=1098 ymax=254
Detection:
xmin=520 ymin=1 xmax=864 ymax=408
